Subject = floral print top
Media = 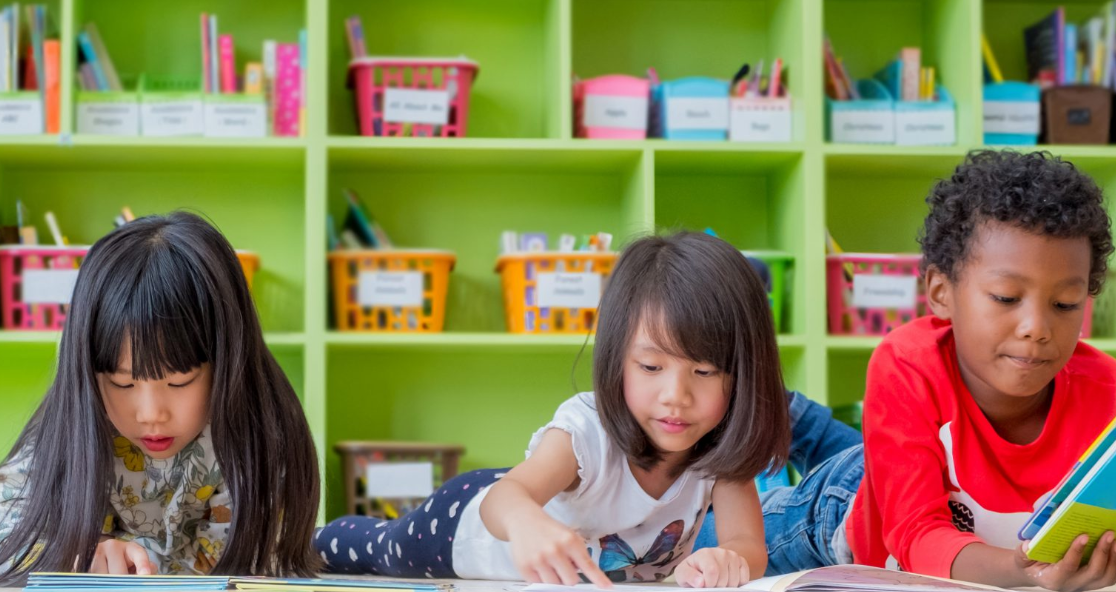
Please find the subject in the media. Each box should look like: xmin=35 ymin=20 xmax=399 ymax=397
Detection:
xmin=0 ymin=425 xmax=231 ymax=574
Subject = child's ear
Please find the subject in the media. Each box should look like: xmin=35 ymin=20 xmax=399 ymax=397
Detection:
xmin=925 ymin=265 xmax=953 ymax=320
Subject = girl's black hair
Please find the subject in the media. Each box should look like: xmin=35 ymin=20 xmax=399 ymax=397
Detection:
xmin=0 ymin=212 xmax=321 ymax=581
xmin=592 ymin=231 xmax=790 ymax=481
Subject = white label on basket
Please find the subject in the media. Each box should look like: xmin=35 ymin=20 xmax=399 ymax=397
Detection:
xmin=984 ymin=100 xmax=1041 ymax=135
xmin=730 ymin=106 xmax=792 ymax=142
xmin=365 ymin=462 xmax=434 ymax=499
xmin=383 ymin=88 xmax=450 ymax=125
xmin=76 ymin=102 xmax=139 ymax=135
xmin=21 ymin=269 xmax=80 ymax=304
xmin=667 ymin=97 xmax=728 ymax=131
xmin=0 ymin=99 xmax=42 ymax=134
xmin=584 ymin=95 xmax=648 ymax=130
xmin=204 ymin=102 xmax=267 ymax=137
xmin=852 ymin=274 xmax=917 ymax=309
xmin=832 ymin=110 xmax=894 ymax=143
xmin=141 ymin=100 xmax=204 ymax=137
xmin=358 ymin=271 xmax=424 ymax=307
xmin=896 ymin=110 xmax=955 ymax=146
xmin=538 ymin=273 xmax=602 ymax=308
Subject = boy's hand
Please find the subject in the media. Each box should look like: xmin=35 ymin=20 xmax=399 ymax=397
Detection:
xmin=1016 ymin=532 xmax=1116 ymax=592
xmin=508 ymin=515 xmax=612 ymax=589
xmin=90 ymin=538 xmax=155 ymax=575
xmin=674 ymin=547 xmax=750 ymax=588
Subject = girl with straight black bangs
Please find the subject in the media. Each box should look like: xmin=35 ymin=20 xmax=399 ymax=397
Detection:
xmin=0 ymin=212 xmax=321 ymax=583
xmin=316 ymin=231 xmax=791 ymax=588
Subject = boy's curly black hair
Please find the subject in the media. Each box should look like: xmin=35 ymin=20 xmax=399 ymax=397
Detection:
xmin=919 ymin=150 xmax=1114 ymax=295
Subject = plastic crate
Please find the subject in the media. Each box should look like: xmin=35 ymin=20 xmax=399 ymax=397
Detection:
xmin=742 ymin=250 xmax=793 ymax=333
xmin=348 ymin=57 xmax=478 ymax=138
xmin=496 ymin=252 xmax=617 ymax=333
xmin=573 ymin=75 xmax=650 ymax=139
xmin=329 ymin=249 xmax=455 ymax=332
xmin=826 ymin=253 xmax=926 ymax=335
xmin=0 ymin=246 xmax=88 ymax=330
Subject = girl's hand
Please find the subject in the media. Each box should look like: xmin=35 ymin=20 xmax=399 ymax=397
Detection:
xmin=508 ymin=515 xmax=613 ymax=589
xmin=1016 ymin=533 xmax=1116 ymax=592
xmin=90 ymin=538 xmax=156 ymax=575
xmin=675 ymin=547 xmax=750 ymax=588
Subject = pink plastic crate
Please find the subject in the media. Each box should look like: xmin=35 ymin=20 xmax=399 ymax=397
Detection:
xmin=827 ymin=254 xmax=927 ymax=335
xmin=0 ymin=246 xmax=88 ymax=331
xmin=827 ymin=253 xmax=1097 ymax=337
xmin=574 ymin=75 xmax=650 ymax=139
xmin=348 ymin=57 xmax=479 ymax=138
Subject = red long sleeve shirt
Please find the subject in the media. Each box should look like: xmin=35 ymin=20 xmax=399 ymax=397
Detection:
xmin=847 ymin=316 xmax=1116 ymax=577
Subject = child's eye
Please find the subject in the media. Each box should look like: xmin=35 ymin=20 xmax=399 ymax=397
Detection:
xmin=1055 ymin=301 xmax=1082 ymax=312
xmin=694 ymin=369 xmax=719 ymax=378
xmin=991 ymin=294 xmax=1018 ymax=304
xmin=109 ymin=381 xmax=133 ymax=389
xmin=638 ymin=364 xmax=662 ymax=373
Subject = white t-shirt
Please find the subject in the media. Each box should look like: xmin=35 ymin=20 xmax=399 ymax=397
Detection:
xmin=452 ymin=392 xmax=716 ymax=582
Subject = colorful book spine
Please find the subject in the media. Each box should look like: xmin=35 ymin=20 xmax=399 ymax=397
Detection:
xmin=85 ymin=22 xmax=120 ymax=91
xmin=77 ymin=32 xmax=108 ymax=91
xmin=244 ymin=62 xmax=263 ymax=94
xmin=0 ymin=8 xmax=9 ymax=92
xmin=43 ymin=38 xmax=57 ymax=132
xmin=11 ymin=2 xmax=19 ymax=94
xmin=273 ymin=42 xmax=300 ymax=136
xmin=298 ymin=28 xmax=306 ymax=137
xmin=200 ymin=13 xmax=209 ymax=93
xmin=219 ymin=34 xmax=235 ymax=93
xmin=78 ymin=62 xmax=96 ymax=91
xmin=900 ymin=47 xmax=920 ymax=102
xmin=208 ymin=14 xmax=218 ymax=95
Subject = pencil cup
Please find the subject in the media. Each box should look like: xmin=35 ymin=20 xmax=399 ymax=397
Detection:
xmin=729 ymin=95 xmax=792 ymax=142
xmin=0 ymin=246 xmax=89 ymax=331
xmin=0 ymin=91 xmax=44 ymax=135
xmin=652 ymin=77 xmax=730 ymax=140
xmin=825 ymin=79 xmax=894 ymax=144
xmin=329 ymin=250 xmax=455 ymax=332
xmin=349 ymin=57 xmax=479 ymax=138
xmin=496 ymin=252 xmax=616 ymax=333
xmin=826 ymin=253 xmax=925 ymax=335
xmin=983 ymin=82 xmax=1041 ymax=145
xmin=574 ymin=75 xmax=650 ymax=139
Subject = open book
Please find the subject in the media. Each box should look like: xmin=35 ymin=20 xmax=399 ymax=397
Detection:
xmin=525 ymin=564 xmax=1009 ymax=592
xmin=24 ymin=573 xmax=452 ymax=592
xmin=1019 ymin=415 xmax=1116 ymax=564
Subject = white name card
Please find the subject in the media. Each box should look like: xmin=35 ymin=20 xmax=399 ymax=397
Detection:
xmin=358 ymin=271 xmax=424 ymax=307
xmin=583 ymin=95 xmax=648 ymax=130
xmin=538 ymin=272 xmax=602 ymax=308
xmin=21 ymin=269 xmax=80 ymax=304
xmin=832 ymin=110 xmax=894 ymax=144
xmin=984 ymin=101 xmax=1041 ymax=135
xmin=730 ymin=103 xmax=792 ymax=142
xmin=204 ymin=102 xmax=267 ymax=137
xmin=142 ymin=100 xmax=204 ymax=137
xmin=77 ymin=102 xmax=139 ymax=135
xmin=383 ymin=88 xmax=450 ymax=125
xmin=895 ymin=110 xmax=955 ymax=146
xmin=666 ymin=97 xmax=728 ymax=131
xmin=365 ymin=462 xmax=434 ymax=498
xmin=852 ymin=274 xmax=918 ymax=309
xmin=0 ymin=98 xmax=42 ymax=135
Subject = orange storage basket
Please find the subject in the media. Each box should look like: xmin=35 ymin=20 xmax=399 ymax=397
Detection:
xmin=329 ymin=250 xmax=455 ymax=332
xmin=496 ymin=252 xmax=617 ymax=334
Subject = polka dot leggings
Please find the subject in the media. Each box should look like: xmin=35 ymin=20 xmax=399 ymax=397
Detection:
xmin=315 ymin=468 xmax=506 ymax=577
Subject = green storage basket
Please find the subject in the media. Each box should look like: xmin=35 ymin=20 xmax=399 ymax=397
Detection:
xmin=742 ymin=250 xmax=793 ymax=333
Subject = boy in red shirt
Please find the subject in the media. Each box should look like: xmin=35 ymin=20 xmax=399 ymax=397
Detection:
xmin=761 ymin=150 xmax=1116 ymax=590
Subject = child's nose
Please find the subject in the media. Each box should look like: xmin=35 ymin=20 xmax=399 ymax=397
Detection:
xmin=134 ymin=390 xmax=171 ymax=425
xmin=1015 ymin=301 xmax=1053 ymax=342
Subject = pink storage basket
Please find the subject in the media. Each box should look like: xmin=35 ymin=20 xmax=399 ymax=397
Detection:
xmin=574 ymin=75 xmax=650 ymax=139
xmin=827 ymin=254 xmax=927 ymax=335
xmin=0 ymin=246 xmax=89 ymax=331
xmin=348 ymin=57 xmax=479 ymax=138
xmin=827 ymin=253 xmax=1097 ymax=337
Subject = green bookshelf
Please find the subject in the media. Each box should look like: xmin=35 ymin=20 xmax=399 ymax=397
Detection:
xmin=0 ymin=0 xmax=1115 ymax=521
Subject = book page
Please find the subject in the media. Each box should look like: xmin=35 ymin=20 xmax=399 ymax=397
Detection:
xmin=1027 ymin=503 xmax=1116 ymax=564
xmin=784 ymin=565 xmax=1010 ymax=592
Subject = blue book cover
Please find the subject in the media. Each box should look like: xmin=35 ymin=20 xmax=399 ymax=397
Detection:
xmin=76 ymin=32 xmax=108 ymax=91
xmin=1065 ymin=23 xmax=1078 ymax=84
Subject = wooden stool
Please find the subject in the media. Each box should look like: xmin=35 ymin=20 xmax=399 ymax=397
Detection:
xmin=334 ymin=441 xmax=466 ymax=517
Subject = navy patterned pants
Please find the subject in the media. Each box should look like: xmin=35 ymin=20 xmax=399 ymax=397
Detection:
xmin=315 ymin=468 xmax=507 ymax=577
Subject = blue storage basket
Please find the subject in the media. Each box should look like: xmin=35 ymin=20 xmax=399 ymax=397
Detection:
xmin=652 ymin=76 xmax=730 ymax=140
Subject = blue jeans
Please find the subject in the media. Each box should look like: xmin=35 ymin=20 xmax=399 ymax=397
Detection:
xmin=693 ymin=391 xmax=865 ymax=576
